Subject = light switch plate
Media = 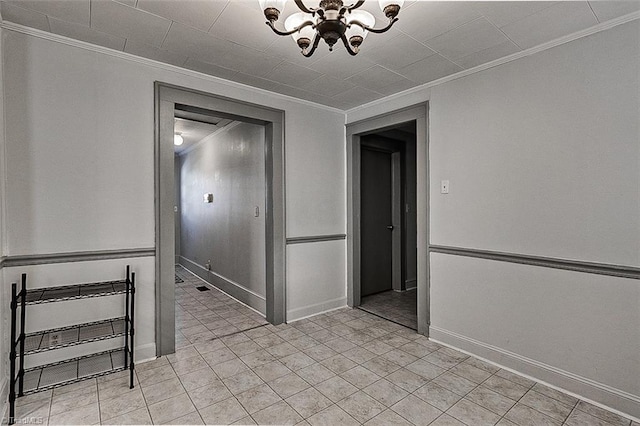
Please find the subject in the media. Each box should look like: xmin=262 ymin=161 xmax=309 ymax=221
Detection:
xmin=441 ymin=180 xmax=450 ymax=194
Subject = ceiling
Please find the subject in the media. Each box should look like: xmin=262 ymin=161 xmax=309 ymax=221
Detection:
xmin=2 ymin=0 xmax=639 ymax=110
xmin=174 ymin=112 xmax=234 ymax=155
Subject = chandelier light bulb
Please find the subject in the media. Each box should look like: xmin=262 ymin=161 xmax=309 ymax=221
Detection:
xmin=285 ymin=12 xmax=316 ymax=48
xmin=261 ymin=0 xmax=401 ymax=57
xmin=174 ymin=134 xmax=184 ymax=146
xmin=259 ymin=0 xmax=288 ymax=21
xmin=346 ymin=10 xmax=375 ymax=46
xmin=378 ymin=0 xmax=404 ymax=18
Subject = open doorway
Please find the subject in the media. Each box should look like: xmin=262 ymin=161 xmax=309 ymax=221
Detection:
xmin=174 ymin=110 xmax=268 ymax=314
xmin=155 ymin=83 xmax=286 ymax=357
xmin=359 ymin=123 xmax=417 ymax=329
xmin=346 ymin=104 xmax=429 ymax=335
xmin=172 ymin=109 xmax=271 ymax=349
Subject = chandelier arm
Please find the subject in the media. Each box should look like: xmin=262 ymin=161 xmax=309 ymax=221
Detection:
xmin=265 ymin=19 xmax=315 ymax=36
xmin=344 ymin=1 xmax=366 ymax=11
xmin=349 ymin=16 xmax=398 ymax=34
xmin=293 ymin=0 xmax=316 ymax=14
xmin=340 ymin=34 xmax=359 ymax=56
xmin=302 ymin=34 xmax=322 ymax=57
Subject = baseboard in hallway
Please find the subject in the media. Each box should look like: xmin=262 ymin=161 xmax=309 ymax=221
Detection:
xmin=177 ymin=259 xmax=266 ymax=316
xmin=176 ymin=264 xmax=266 ymax=319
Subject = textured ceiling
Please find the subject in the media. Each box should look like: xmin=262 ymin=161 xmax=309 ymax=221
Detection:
xmin=2 ymin=0 xmax=639 ymax=110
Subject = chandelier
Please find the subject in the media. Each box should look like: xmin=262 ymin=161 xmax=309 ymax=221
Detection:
xmin=259 ymin=0 xmax=404 ymax=57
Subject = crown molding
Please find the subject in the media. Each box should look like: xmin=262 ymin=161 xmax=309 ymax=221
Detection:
xmin=347 ymin=11 xmax=640 ymax=117
xmin=177 ymin=120 xmax=242 ymax=157
xmin=2 ymin=10 xmax=639 ymax=117
xmin=0 ymin=21 xmax=344 ymax=115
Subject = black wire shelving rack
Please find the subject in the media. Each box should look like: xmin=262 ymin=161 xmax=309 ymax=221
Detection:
xmin=8 ymin=266 xmax=136 ymax=425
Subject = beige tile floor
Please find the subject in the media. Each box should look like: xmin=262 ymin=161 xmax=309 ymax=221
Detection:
xmin=12 ymin=267 xmax=638 ymax=426
xmin=360 ymin=289 xmax=417 ymax=330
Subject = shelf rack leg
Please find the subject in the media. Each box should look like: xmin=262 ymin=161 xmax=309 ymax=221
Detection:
xmin=9 ymin=283 xmax=17 ymax=425
xmin=129 ymin=272 xmax=136 ymax=389
xmin=18 ymin=274 xmax=27 ymax=397
xmin=124 ymin=266 xmax=130 ymax=372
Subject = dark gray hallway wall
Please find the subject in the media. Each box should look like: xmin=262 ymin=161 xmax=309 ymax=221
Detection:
xmin=178 ymin=122 xmax=266 ymax=313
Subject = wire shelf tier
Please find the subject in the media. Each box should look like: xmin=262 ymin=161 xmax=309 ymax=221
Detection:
xmin=9 ymin=268 xmax=135 ymax=425
xmin=22 ymin=317 xmax=126 ymax=355
xmin=22 ymin=348 xmax=127 ymax=395
xmin=25 ymin=280 xmax=127 ymax=304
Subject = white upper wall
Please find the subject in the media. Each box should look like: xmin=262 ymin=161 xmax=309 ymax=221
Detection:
xmin=349 ymin=19 xmax=640 ymax=267
xmin=2 ymin=28 xmax=346 ymax=256
xmin=428 ymin=19 xmax=640 ymax=266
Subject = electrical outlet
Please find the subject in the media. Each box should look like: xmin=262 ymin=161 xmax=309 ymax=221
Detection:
xmin=49 ymin=332 xmax=62 ymax=347
xmin=441 ymin=180 xmax=450 ymax=194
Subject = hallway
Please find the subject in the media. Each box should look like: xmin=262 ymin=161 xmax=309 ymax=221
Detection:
xmin=11 ymin=267 xmax=637 ymax=425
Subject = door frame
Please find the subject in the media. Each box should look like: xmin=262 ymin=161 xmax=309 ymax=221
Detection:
xmin=346 ymin=104 xmax=429 ymax=335
xmin=154 ymin=82 xmax=286 ymax=356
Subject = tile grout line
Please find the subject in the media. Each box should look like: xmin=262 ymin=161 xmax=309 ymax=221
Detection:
xmin=59 ymin=267 xmax=636 ymax=426
xmin=164 ymin=352 xmax=202 ymax=424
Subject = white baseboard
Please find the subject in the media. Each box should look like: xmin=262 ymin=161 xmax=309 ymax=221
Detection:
xmin=134 ymin=343 xmax=156 ymax=363
xmin=179 ymin=257 xmax=266 ymax=315
xmin=430 ymin=326 xmax=640 ymax=421
xmin=287 ymin=297 xmax=347 ymax=322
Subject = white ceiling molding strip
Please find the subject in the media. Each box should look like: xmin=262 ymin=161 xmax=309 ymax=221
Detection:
xmin=2 ymin=10 xmax=638 ymax=114
xmin=177 ymin=120 xmax=243 ymax=157
xmin=0 ymin=21 xmax=344 ymax=115
xmin=347 ymin=10 xmax=640 ymax=116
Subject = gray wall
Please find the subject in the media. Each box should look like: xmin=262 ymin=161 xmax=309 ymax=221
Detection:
xmin=178 ymin=122 xmax=267 ymax=313
xmin=348 ymin=19 xmax=640 ymax=418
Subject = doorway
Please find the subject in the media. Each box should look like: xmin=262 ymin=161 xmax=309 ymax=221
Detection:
xmin=174 ymin=111 xmax=268 ymax=314
xmin=359 ymin=127 xmax=418 ymax=329
xmin=155 ymin=83 xmax=286 ymax=357
xmin=346 ymin=105 xmax=429 ymax=335
xmin=360 ymin=144 xmax=397 ymax=297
